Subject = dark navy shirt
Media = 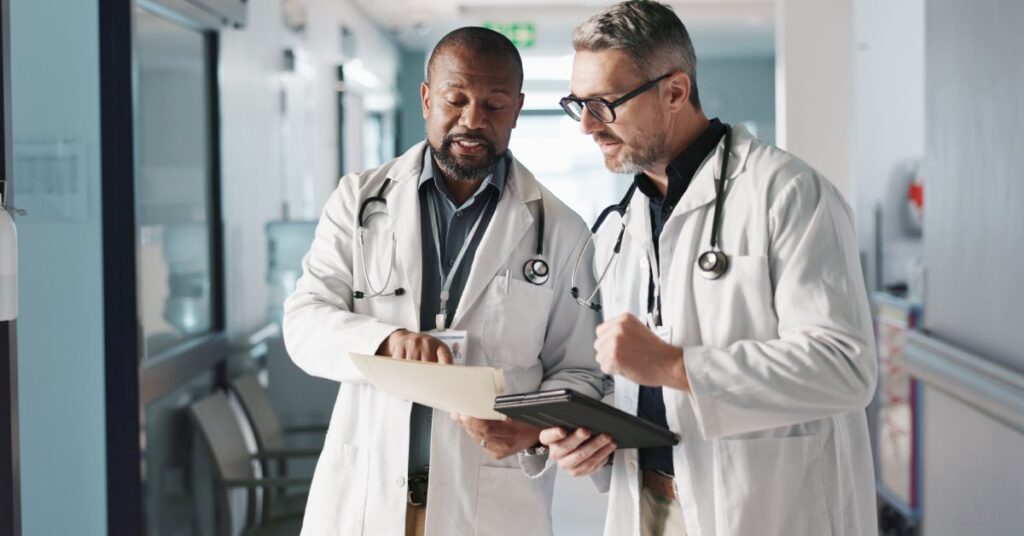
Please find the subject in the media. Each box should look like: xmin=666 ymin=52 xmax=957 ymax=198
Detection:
xmin=408 ymin=148 xmax=507 ymax=477
xmin=635 ymin=118 xmax=727 ymax=475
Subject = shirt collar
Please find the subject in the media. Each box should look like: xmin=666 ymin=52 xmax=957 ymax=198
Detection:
xmin=634 ymin=117 xmax=727 ymax=203
xmin=418 ymin=146 xmax=507 ymax=208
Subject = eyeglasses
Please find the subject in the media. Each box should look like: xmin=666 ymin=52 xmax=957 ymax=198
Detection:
xmin=560 ymin=73 xmax=672 ymax=124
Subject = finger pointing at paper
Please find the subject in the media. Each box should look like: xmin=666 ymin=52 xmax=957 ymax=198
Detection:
xmin=376 ymin=329 xmax=453 ymax=364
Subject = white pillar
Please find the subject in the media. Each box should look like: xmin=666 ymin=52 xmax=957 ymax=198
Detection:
xmin=775 ymin=0 xmax=852 ymax=198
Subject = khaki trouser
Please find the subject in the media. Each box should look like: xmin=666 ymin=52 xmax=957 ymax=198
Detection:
xmin=403 ymin=484 xmax=682 ymax=536
xmin=641 ymin=484 xmax=686 ymax=536
xmin=405 ymin=503 xmax=426 ymax=536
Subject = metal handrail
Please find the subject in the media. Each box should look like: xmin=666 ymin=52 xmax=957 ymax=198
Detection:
xmin=905 ymin=330 xmax=1024 ymax=434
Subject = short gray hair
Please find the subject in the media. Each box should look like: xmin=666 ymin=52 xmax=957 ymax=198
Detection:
xmin=572 ymin=0 xmax=701 ymax=108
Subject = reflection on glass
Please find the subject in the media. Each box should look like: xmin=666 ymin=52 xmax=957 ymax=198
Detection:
xmin=363 ymin=111 xmax=395 ymax=170
xmin=266 ymin=220 xmax=317 ymax=323
xmin=135 ymin=8 xmax=214 ymax=357
xmin=143 ymin=371 xmax=217 ymax=535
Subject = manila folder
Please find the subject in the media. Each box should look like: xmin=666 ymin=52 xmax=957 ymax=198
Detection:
xmin=346 ymin=353 xmax=507 ymax=421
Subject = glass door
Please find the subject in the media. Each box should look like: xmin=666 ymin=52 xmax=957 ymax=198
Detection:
xmin=102 ymin=1 xmax=227 ymax=533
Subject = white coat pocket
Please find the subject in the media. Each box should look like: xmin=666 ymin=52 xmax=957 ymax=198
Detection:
xmin=475 ymin=465 xmax=555 ymax=536
xmin=302 ymin=443 xmax=369 ymax=536
xmin=692 ymin=255 xmax=775 ymax=346
xmin=714 ymin=434 xmax=833 ymax=536
xmin=480 ymin=276 xmax=552 ymax=368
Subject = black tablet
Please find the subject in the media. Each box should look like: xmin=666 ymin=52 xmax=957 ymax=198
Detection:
xmin=493 ymin=389 xmax=678 ymax=449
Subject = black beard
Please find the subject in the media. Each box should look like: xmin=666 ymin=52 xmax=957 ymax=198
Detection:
xmin=431 ymin=135 xmax=503 ymax=182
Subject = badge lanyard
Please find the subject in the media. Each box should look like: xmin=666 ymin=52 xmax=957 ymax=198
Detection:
xmin=645 ymin=218 xmax=672 ymax=343
xmin=646 ymin=243 xmax=664 ymax=329
xmin=426 ymin=190 xmax=491 ymax=330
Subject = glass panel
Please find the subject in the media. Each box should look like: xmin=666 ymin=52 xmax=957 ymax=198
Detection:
xmin=363 ymin=112 xmax=384 ymax=169
xmin=134 ymin=7 xmax=214 ymax=357
xmin=143 ymin=370 xmax=218 ymax=536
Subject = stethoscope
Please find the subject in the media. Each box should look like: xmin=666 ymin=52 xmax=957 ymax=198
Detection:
xmin=354 ymin=177 xmax=550 ymax=318
xmin=354 ymin=178 xmax=405 ymax=299
xmin=571 ymin=125 xmax=734 ymax=314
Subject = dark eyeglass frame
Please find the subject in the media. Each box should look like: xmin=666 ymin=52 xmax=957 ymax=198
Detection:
xmin=560 ymin=73 xmax=673 ymax=123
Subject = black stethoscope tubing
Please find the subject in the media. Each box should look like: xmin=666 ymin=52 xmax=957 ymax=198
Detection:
xmin=572 ymin=125 xmax=733 ymax=312
xmin=354 ymin=178 xmax=403 ymax=299
xmin=354 ymin=176 xmax=550 ymax=300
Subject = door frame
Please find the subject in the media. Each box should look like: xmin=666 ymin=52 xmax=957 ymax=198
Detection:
xmin=0 ymin=0 xmax=21 ymax=533
xmin=100 ymin=1 xmax=228 ymax=533
xmin=99 ymin=0 xmax=143 ymax=532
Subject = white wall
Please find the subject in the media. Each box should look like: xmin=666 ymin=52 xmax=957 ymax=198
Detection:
xmin=920 ymin=0 xmax=1024 ymax=531
xmin=923 ymin=0 xmax=1024 ymax=375
xmin=10 ymin=0 xmax=107 ymax=534
xmin=776 ymin=0 xmax=852 ymax=198
xmin=919 ymin=387 xmax=1024 ymax=535
xmin=850 ymin=0 xmax=924 ymax=291
xmin=219 ymin=0 xmax=399 ymax=339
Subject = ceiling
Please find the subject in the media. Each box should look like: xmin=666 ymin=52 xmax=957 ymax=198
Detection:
xmin=351 ymin=0 xmax=776 ymax=59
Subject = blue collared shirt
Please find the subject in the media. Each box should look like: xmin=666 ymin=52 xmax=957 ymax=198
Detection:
xmin=408 ymin=147 xmax=507 ymax=476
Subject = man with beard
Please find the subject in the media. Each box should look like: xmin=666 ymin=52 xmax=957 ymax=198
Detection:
xmin=534 ymin=2 xmax=878 ymax=536
xmin=283 ymin=27 xmax=605 ymax=536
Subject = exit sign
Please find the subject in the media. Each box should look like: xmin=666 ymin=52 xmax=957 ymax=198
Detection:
xmin=483 ymin=22 xmax=537 ymax=48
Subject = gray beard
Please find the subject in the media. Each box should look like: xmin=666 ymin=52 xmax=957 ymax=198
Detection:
xmin=606 ymin=140 xmax=665 ymax=175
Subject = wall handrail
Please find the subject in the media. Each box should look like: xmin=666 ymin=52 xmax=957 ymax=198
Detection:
xmin=905 ymin=330 xmax=1024 ymax=435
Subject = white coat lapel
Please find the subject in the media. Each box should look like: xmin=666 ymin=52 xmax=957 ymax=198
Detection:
xmin=673 ymin=124 xmax=753 ymax=217
xmin=384 ymin=143 xmax=429 ymax=324
xmin=450 ymin=157 xmax=538 ymax=328
xmin=624 ymin=183 xmax=651 ymax=254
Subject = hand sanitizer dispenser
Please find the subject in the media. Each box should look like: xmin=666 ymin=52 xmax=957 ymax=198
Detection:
xmin=0 ymin=185 xmax=17 ymax=321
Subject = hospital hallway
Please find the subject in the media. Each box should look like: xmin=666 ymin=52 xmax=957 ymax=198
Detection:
xmin=0 ymin=0 xmax=1021 ymax=535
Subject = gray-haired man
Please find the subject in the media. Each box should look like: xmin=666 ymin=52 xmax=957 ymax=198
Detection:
xmin=534 ymin=2 xmax=879 ymax=535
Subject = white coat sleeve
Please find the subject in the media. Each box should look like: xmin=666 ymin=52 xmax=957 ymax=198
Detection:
xmin=282 ymin=178 xmax=404 ymax=384
xmin=535 ymin=224 xmax=606 ymax=398
xmin=518 ymin=223 xmax=608 ymax=479
xmin=683 ymin=173 xmax=878 ymax=439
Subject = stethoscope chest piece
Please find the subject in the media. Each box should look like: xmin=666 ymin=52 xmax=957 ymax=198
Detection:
xmin=697 ymin=250 xmax=729 ymax=280
xmin=523 ymin=258 xmax=550 ymax=285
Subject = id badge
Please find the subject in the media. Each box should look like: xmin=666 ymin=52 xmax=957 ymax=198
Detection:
xmin=432 ymin=329 xmax=468 ymax=364
xmin=653 ymin=325 xmax=672 ymax=344
xmin=645 ymin=313 xmax=673 ymax=344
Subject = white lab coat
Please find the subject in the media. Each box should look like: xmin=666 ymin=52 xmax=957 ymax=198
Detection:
xmin=283 ymin=141 xmax=605 ymax=536
xmin=593 ymin=126 xmax=878 ymax=536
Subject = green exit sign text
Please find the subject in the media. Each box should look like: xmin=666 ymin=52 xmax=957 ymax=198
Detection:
xmin=483 ymin=22 xmax=537 ymax=48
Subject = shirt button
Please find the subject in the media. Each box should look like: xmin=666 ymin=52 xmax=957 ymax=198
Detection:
xmin=455 ymin=211 xmax=463 ymax=217
xmin=447 ymin=258 xmax=455 ymax=267
xmin=396 ymin=476 xmax=406 ymax=487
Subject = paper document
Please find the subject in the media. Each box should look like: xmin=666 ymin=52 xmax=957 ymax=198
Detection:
xmin=347 ymin=353 xmax=507 ymax=420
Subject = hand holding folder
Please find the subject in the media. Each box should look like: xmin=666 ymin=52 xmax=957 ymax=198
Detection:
xmin=346 ymin=354 xmax=677 ymax=448
xmin=346 ymin=353 xmax=507 ymax=420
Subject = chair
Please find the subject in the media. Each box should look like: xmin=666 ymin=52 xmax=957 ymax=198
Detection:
xmin=229 ymin=375 xmax=325 ymax=522
xmin=229 ymin=374 xmax=327 ymax=458
xmin=189 ymin=392 xmax=308 ymax=536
